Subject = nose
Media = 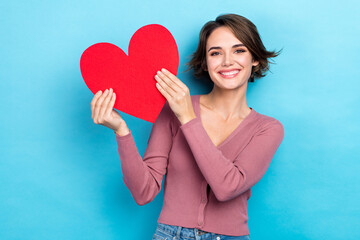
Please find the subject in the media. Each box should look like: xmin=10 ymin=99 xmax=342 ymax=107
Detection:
xmin=222 ymin=52 xmax=234 ymax=67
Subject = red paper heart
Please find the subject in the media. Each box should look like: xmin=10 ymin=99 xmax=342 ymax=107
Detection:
xmin=80 ymin=24 xmax=179 ymax=123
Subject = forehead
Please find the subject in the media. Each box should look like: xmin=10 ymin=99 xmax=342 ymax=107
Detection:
xmin=206 ymin=26 xmax=243 ymax=49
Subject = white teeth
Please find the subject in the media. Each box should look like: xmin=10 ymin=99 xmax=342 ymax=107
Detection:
xmin=220 ymin=70 xmax=239 ymax=76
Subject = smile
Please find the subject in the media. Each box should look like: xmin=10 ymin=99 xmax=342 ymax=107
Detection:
xmin=218 ymin=70 xmax=240 ymax=78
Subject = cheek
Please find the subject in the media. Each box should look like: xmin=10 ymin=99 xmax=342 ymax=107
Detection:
xmin=236 ymin=54 xmax=255 ymax=67
xmin=206 ymin=58 xmax=221 ymax=71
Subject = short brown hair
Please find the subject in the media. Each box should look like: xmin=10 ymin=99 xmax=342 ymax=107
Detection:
xmin=187 ymin=14 xmax=281 ymax=82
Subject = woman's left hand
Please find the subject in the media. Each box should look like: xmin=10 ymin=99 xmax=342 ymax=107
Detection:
xmin=155 ymin=68 xmax=196 ymax=125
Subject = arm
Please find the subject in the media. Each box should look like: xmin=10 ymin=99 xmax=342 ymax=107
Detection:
xmin=180 ymin=117 xmax=284 ymax=202
xmin=115 ymin=101 xmax=173 ymax=205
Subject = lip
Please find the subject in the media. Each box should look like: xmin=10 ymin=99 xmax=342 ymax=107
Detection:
xmin=218 ymin=69 xmax=241 ymax=79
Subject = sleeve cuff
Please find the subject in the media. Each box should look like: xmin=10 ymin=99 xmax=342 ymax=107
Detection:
xmin=179 ymin=117 xmax=201 ymax=131
xmin=115 ymin=130 xmax=132 ymax=141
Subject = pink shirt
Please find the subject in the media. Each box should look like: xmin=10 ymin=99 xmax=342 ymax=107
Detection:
xmin=115 ymin=94 xmax=284 ymax=236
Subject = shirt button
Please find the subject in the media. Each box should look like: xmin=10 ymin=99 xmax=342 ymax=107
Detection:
xmin=198 ymin=221 xmax=203 ymax=226
xmin=202 ymin=199 xmax=206 ymax=203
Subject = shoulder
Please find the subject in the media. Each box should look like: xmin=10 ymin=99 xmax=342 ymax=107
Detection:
xmin=190 ymin=94 xmax=199 ymax=103
xmin=254 ymin=111 xmax=283 ymax=127
xmin=252 ymin=110 xmax=285 ymax=137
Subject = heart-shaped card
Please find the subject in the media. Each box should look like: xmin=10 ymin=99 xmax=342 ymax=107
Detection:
xmin=80 ymin=24 xmax=179 ymax=123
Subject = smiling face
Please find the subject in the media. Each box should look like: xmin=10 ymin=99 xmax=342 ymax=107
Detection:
xmin=205 ymin=26 xmax=259 ymax=90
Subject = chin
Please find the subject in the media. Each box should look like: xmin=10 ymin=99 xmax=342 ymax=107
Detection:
xmin=213 ymin=78 xmax=248 ymax=90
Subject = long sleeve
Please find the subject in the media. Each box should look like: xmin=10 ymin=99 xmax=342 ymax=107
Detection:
xmin=115 ymin=101 xmax=173 ymax=205
xmin=180 ymin=116 xmax=284 ymax=202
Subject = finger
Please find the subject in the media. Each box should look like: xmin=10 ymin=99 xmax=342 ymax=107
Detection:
xmin=99 ymin=88 xmax=113 ymax=120
xmin=157 ymin=70 xmax=182 ymax=92
xmin=91 ymin=90 xmax=102 ymax=119
xmin=161 ymin=68 xmax=188 ymax=91
xmin=155 ymin=71 xmax=179 ymax=96
xmin=94 ymin=88 xmax=110 ymax=123
xmin=156 ymin=82 xmax=172 ymax=101
xmin=104 ymin=91 xmax=116 ymax=117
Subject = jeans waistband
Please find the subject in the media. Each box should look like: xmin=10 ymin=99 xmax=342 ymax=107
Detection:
xmin=156 ymin=223 xmax=211 ymax=238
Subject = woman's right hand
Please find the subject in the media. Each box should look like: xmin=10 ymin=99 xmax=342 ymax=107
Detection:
xmin=91 ymin=88 xmax=130 ymax=136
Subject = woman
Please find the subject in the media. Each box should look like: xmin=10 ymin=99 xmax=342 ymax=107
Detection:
xmin=91 ymin=14 xmax=284 ymax=240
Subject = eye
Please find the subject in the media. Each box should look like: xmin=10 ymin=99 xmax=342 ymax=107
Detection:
xmin=235 ymin=49 xmax=246 ymax=53
xmin=209 ymin=51 xmax=220 ymax=56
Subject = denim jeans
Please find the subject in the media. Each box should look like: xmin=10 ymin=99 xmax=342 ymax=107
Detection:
xmin=152 ymin=223 xmax=251 ymax=240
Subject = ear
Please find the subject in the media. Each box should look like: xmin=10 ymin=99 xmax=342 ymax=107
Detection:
xmin=252 ymin=59 xmax=259 ymax=67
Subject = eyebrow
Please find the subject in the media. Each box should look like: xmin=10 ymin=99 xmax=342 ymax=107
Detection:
xmin=207 ymin=44 xmax=245 ymax=52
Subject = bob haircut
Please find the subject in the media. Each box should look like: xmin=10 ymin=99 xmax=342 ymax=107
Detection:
xmin=187 ymin=14 xmax=281 ymax=82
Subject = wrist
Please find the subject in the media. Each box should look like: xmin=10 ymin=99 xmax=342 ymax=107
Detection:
xmin=114 ymin=126 xmax=131 ymax=137
xmin=179 ymin=113 xmax=197 ymax=125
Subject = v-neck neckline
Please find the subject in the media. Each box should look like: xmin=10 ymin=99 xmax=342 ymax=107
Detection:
xmin=194 ymin=94 xmax=256 ymax=149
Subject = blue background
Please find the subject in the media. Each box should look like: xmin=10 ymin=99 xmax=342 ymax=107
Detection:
xmin=1 ymin=0 xmax=359 ymax=239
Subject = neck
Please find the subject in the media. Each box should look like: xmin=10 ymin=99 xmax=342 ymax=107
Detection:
xmin=203 ymin=84 xmax=251 ymax=121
